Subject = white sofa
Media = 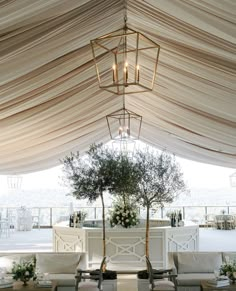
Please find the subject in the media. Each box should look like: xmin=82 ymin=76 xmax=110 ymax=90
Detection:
xmin=0 ymin=252 xmax=87 ymax=281
xmin=0 ymin=252 xmax=116 ymax=291
xmin=168 ymin=252 xmax=236 ymax=291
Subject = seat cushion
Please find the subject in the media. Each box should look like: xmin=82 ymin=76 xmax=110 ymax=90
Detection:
xmin=36 ymin=253 xmax=80 ymax=274
xmin=176 ymin=273 xmax=215 ymax=286
xmin=48 ymin=274 xmax=75 ymax=280
xmin=177 ymin=252 xmax=222 ymax=273
xmin=153 ymin=280 xmax=175 ymax=291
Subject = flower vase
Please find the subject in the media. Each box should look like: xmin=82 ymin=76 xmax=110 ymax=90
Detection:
xmin=228 ymin=272 xmax=236 ymax=283
xmin=21 ymin=278 xmax=29 ymax=286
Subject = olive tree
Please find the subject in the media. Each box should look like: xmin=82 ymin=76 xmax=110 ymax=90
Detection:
xmin=61 ymin=143 xmax=117 ymax=257
xmin=135 ymin=149 xmax=187 ymax=258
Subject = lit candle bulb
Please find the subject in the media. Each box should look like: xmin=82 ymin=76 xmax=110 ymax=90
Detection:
xmin=112 ymin=64 xmax=116 ymax=83
xmin=119 ymin=126 xmax=123 ymax=136
xmin=124 ymin=62 xmax=128 ymax=82
xmin=136 ymin=65 xmax=140 ymax=82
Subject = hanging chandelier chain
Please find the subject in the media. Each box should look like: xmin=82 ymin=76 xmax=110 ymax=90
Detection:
xmin=124 ymin=0 xmax=127 ymax=29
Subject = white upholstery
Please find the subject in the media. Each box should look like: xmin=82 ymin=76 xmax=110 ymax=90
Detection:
xmin=36 ymin=253 xmax=81 ymax=274
xmin=0 ymin=252 xmax=86 ymax=280
xmin=152 ymin=280 xmax=175 ymax=291
xmin=177 ymin=252 xmax=222 ymax=273
xmin=168 ymin=252 xmax=230 ymax=291
xmin=176 ymin=273 xmax=215 ymax=286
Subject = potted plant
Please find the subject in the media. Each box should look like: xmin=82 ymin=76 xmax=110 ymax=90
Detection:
xmin=61 ymin=143 xmax=118 ymax=290
xmin=61 ymin=143 xmax=117 ymax=257
xmin=11 ymin=259 xmax=36 ymax=286
xmin=134 ymin=149 xmax=187 ymax=290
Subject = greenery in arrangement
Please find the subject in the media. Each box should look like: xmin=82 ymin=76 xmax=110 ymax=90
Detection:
xmin=134 ymin=149 xmax=187 ymax=258
xmin=12 ymin=259 xmax=36 ymax=285
xmin=220 ymin=260 xmax=236 ymax=281
xmin=109 ymin=200 xmax=139 ymax=228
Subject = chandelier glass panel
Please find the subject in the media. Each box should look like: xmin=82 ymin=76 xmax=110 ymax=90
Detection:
xmin=91 ymin=27 xmax=160 ymax=95
xmin=106 ymin=108 xmax=142 ymax=154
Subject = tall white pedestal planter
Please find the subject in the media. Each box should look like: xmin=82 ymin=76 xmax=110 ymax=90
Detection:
xmin=103 ymin=279 xmax=117 ymax=291
xmin=56 ymin=280 xmax=117 ymax=291
xmin=137 ymin=278 xmax=149 ymax=291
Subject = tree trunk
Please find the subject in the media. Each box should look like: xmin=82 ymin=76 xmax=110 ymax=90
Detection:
xmin=101 ymin=192 xmax=106 ymax=258
xmin=145 ymin=204 xmax=150 ymax=258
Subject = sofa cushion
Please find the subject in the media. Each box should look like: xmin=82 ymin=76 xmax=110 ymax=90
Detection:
xmin=48 ymin=274 xmax=75 ymax=280
xmin=177 ymin=273 xmax=215 ymax=286
xmin=177 ymin=252 xmax=222 ymax=273
xmin=36 ymin=253 xmax=80 ymax=274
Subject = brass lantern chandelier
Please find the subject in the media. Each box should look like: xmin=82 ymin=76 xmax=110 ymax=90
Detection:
xmin=90 ymin=20 xmax=160 ymax=95
xmin=106 ymin=96 xmax=142 ymax=153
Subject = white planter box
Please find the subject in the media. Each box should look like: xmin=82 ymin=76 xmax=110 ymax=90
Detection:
xmin=137 ymin=278 xmax=149 ymax=291
xmin=57 ymin=280 xmax=117 ymax=291
xmin=103 ymin=279 xmax=117 ymax=291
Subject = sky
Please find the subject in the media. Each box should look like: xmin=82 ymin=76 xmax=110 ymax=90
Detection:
xmin=0 ymin=155 xmax=235 ymax=194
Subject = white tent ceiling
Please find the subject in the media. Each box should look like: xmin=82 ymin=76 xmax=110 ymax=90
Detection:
xmin=0 ymin=0 xmax=235 ymax=174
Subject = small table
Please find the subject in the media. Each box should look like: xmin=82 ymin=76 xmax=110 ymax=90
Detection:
xmin=0 ymin=281 xmax=51 ymax=291
xmin=201 ymin=280 xmax=236 ymax=291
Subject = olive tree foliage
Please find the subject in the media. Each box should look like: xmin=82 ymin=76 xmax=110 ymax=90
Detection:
xmin=110 ymin=153 xmax=140 ymax=205
xmin=61 ymin=143 xmax=117 ymax=257
xmin=134 ymin=149 xmax=187 ymax=258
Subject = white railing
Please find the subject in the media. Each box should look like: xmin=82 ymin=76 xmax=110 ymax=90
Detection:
xmin=0 ymin=205 xmax=236 ymax=228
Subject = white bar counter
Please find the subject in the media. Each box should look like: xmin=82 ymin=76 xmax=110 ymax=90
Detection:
xmin=53 ymin=221 xmax=199 ymax=271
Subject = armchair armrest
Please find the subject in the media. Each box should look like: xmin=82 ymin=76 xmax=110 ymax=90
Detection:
xmin=167 ymin=253 xmax=178 ymax=276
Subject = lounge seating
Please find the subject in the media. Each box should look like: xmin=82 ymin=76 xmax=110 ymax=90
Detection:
xmin=0 ymin=252 xmax=87 ymax=281
xmin=168 ymin=252 xmax=236 ymax=291
xmin=75 ymin=257 xmax=106 ymax=291
xmin=204 ymin=214 xmax=215 ymax=228
xmin=146 ymin=256 xmax=176 ymax=291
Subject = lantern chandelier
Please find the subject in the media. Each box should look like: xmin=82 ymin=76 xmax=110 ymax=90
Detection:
xmin=90 ymin=18 xmax=160 ymax=95
xmin=7 ymin=175 xmax=23 ymax=189
xmin=106 ymin=94 xmax=142 ymax=153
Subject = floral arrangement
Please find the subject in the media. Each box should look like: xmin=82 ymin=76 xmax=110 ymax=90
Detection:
xmin=11 ymin=259 xmax=36 ymax=285
xmin=109 ymin=202 xmax=139 ymax=228
xmin=71 ymin=210 xmax=87 ymax=228
xmin=220 ymin=259 xmax=236 ymax=282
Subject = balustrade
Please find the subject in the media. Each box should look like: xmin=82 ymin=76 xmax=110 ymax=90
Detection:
xmin=0 ymin=205 xmax=235 ymax=229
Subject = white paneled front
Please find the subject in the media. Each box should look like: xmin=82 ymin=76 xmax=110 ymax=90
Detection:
xmin=53 ymin=223 xmax=199 ymax=270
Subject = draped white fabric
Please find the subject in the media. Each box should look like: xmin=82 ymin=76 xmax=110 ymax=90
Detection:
xmin=0 ymin=0 xmax=235 ymax=174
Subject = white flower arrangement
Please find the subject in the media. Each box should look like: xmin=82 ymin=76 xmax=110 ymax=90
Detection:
xmin=109 ymin=202 xmax=139 ymax=228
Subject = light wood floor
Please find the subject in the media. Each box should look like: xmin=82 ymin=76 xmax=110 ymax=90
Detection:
xmin=117 ymin=275 xmax=137 ymax=291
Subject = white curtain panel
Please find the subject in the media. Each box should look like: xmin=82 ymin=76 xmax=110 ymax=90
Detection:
xmin=0 ymin=0 xmax=235 ymax=173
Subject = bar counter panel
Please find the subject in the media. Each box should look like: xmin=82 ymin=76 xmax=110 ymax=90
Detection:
xmin=53 ymin=222 xmax=199 ymax=271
